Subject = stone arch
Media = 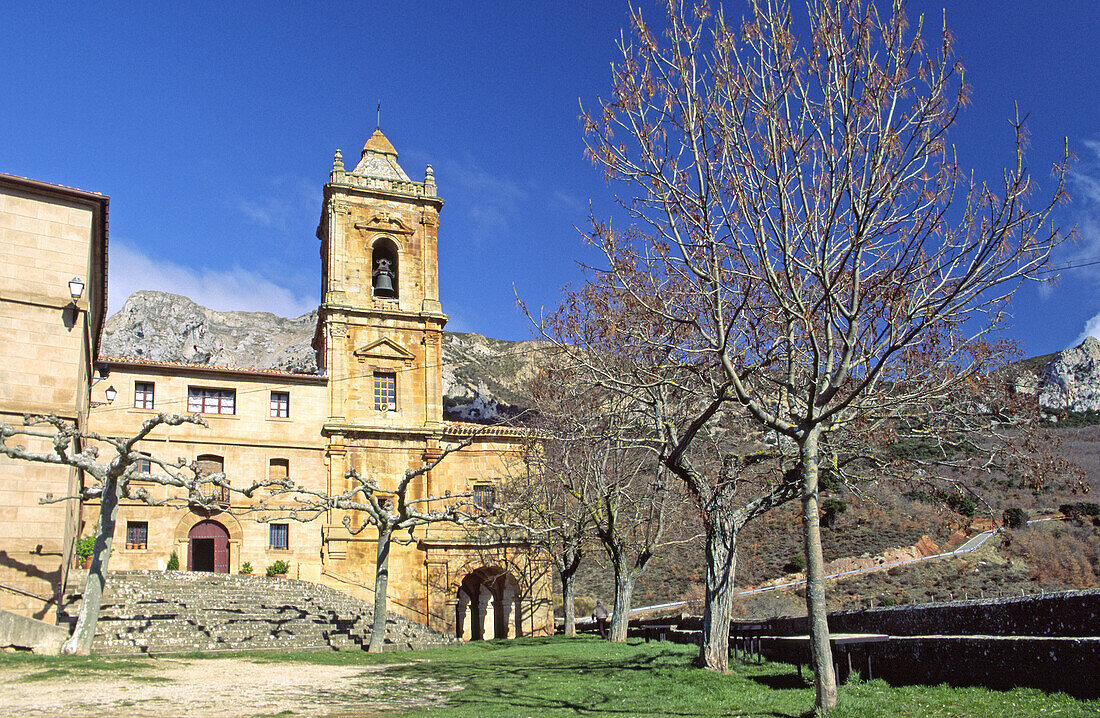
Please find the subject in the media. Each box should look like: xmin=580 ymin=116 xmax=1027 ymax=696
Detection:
xmin=173 ymin=510 xmax=244 ymax=544
xmin=454 ymin=566 xmax=522 ymax=641
xmin=173 ymin=510 xmax=244 ymax=573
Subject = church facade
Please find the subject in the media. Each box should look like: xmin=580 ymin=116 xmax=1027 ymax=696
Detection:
xmin=0 ymin=131 xmax=552 ymax=640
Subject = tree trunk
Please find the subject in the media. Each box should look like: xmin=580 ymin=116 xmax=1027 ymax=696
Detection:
xmin=609 ymin=563 xmax=634 ymax=643
xmin=560 ymin=547 xmax=581 ymax=638
xmin=367 ymin=525 xmax=393 ymax=653
xmin=800 ymin=432 xmax=837 ymax=712
xmin=62 ymin=475 xmax=120 ymax=655
xmin=698 ymin=513 xmax=737 ymax=672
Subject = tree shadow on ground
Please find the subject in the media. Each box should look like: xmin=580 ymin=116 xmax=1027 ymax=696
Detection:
xmin=750 ymin=672 xmax=811 ymax=690
xmin=377 ymin=640 xmax=803 ymax=717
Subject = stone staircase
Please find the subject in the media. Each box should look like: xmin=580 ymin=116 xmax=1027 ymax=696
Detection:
xmin=60 ymin=570 xmax=459 ymax=655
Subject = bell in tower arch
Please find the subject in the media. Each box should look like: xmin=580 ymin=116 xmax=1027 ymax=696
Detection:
xmin=372 ymin=256 xmax=396 ymax=297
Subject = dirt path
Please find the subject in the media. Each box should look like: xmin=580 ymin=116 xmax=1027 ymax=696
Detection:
xmin=3 ymin=656 xmax=460 ymax=717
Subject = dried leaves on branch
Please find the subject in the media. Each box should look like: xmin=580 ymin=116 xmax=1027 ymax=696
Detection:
xmin=565 ymin=0 xmax=1071 ymax=711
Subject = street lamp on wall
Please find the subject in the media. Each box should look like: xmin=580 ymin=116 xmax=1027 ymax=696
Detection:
xmin=91 ymin=385 xmax=116 ymax=408
xmin=68 ymin=277 xmax=84 ymax=301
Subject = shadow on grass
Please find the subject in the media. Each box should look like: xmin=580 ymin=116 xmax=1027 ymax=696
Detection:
xmin=750 ymin=672 xmax=811 ymax=690
xmin=376 ymin=638 xmax=802 ymax=717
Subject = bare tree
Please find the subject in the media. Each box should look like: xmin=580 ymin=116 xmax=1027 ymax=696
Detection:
xmin=522 ymin=356 xmax=694 ymax=643
xmin=538 ymin=290 xmax=802 ymax=668
xmin=500 ymin=379 xmax=594 ymax=637
xmin=577 ymin=0 xmax=1068 ymax=710
xmin=0 ymin=413 xmax=289 ymax=655
xmin=271 ymin=436 xmax=484 ymax=652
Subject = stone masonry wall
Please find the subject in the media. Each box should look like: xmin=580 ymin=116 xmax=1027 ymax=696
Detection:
xmin=760 ymin=589 xmax=1100 ymax=637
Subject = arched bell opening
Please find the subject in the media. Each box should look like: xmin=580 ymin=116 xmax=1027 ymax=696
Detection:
xmin=371 ymin=237 xmax=399 ymax=299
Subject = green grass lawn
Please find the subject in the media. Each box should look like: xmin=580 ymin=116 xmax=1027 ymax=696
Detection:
xmin=2 ymin=637 xmax=1096 ymax=717
xmin=239 ymin=637 xmax=1100 ymax=717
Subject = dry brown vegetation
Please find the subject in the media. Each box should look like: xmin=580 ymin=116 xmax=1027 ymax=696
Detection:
xmin=562 ymin=423 xmax=1100 ymax=616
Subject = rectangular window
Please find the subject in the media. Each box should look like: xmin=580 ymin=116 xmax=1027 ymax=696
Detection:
xmin=269 ymin=523 xmax=289 ymax=550
xmin=373 ymin=372 xmax=396 ymax=412
xmin=126 ymin=521 xmax=148 ymax=549
xmin=473 ymin=484 xmax=495 ymax=512
xmin=269 ymin=391 xmax=290 ymax=418
xmin=187 ymin=387 xmax=235 ymax=415
xmin=269 ymin=458 xmax=289 ymax=481
xmin=134 ymin=382 xmax=155 ymax=409
xmin=135 ymin=458 xmax=152 ymax=474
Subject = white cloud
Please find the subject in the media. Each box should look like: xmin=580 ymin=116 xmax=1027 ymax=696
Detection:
xmin=231 ymin=176 xmax=317 ymax=231
xmin=429 ymin=158 xmax=526 ymax=239
xmin=107 ymin=241 xmax=316 ymax=318
xmin=1071 ymin=313 xmax=1100 ymax=347
xmin=549 ymin=189 xmax=585 ymax=215
xmin=1063 ymin=139 xmax=1100 ymax=345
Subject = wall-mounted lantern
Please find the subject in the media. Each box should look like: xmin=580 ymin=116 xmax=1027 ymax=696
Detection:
xmin=68 ymin=277 xmax=85 ymax=301
xmin=91 ymin=385 xmax=117 ymax=408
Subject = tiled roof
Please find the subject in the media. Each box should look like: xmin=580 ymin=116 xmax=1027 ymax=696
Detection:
xmin=442 ymin=420 xmax=529 ymax=438
xmin=97 ymin=356 xmax=327 ymax=381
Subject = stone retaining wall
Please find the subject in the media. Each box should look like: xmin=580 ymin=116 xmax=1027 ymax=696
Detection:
xmin=761 ymin=589 xmax=1100 ymax=637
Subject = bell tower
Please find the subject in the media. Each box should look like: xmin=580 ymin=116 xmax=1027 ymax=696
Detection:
xmin=316 ymin=128 xmax=446 ymax=435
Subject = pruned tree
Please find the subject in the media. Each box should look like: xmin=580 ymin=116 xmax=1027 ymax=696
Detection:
xmin=270 ymin=436 xmax=484 ymax=652
xmin=0 ymin=413 xmax=289 ymax=655
xmin=576 ymin=0 xmax=1068 ymax=711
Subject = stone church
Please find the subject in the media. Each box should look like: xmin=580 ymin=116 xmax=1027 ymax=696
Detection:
xmin=0 ymin=129 xmax=552 ymax=640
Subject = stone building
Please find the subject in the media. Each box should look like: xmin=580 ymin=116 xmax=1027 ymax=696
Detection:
xmin=0 ymin=174 xmax=108 ymax=621
xmin=0 ymin=130 xmax=552 ymax=640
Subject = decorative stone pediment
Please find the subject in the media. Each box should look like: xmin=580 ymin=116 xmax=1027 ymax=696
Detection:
xmin=353 ymin=338 xmax=415 ymax=364
xmin=354 ymin=211 xmax=414 ymax=236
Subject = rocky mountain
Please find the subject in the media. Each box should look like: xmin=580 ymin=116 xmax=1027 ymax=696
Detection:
xmin=99 ymin=291 xmax=547 ymax=422
xmin=1035 ymin=336 xmax=1100 ymax=412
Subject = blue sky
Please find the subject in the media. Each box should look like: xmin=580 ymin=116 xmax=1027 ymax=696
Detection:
xmin=1 ymin=2 xmax=1098 ymax=356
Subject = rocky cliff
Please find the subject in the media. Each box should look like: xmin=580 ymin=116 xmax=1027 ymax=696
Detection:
xmin=1036 ymin=336 xmax=1100 ymax=411
xmin=100 ymin=291 xmax=546 ymax=422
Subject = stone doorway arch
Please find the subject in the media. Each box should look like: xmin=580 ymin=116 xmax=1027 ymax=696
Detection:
xmin=455 ymin=567 xmax=521 ymax=641
xmin=188 ymin=519 xmax=230 ymax=573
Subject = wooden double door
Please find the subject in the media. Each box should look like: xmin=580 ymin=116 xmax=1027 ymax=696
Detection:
xmin=188 ymin=519 xmax=229 ymax=573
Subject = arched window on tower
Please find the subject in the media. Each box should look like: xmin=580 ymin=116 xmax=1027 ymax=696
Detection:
xmin=371 ymin=238 xmax=399 ymax=299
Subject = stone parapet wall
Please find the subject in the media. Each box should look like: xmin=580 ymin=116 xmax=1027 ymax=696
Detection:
xmin=760 ymin=589 xmax=1100 ymax=638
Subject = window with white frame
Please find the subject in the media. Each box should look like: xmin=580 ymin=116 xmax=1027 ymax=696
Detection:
xmin=373 ymin=372 xmax=396 ymax=412
xmin=187 ymin=387 xmax=235 ymax=415
xmin=269 ymin=391 xmax=289 ymax=418
xmin=134 ymin=382 xmax=155 ymax=409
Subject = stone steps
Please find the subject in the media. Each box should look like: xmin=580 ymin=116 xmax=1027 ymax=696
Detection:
xmin=61 ymin=570 xmax=458 ymax=655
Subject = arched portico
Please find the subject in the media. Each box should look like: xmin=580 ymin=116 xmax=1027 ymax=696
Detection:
xmin=454 ymin=567 xmax=521 ymax=641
